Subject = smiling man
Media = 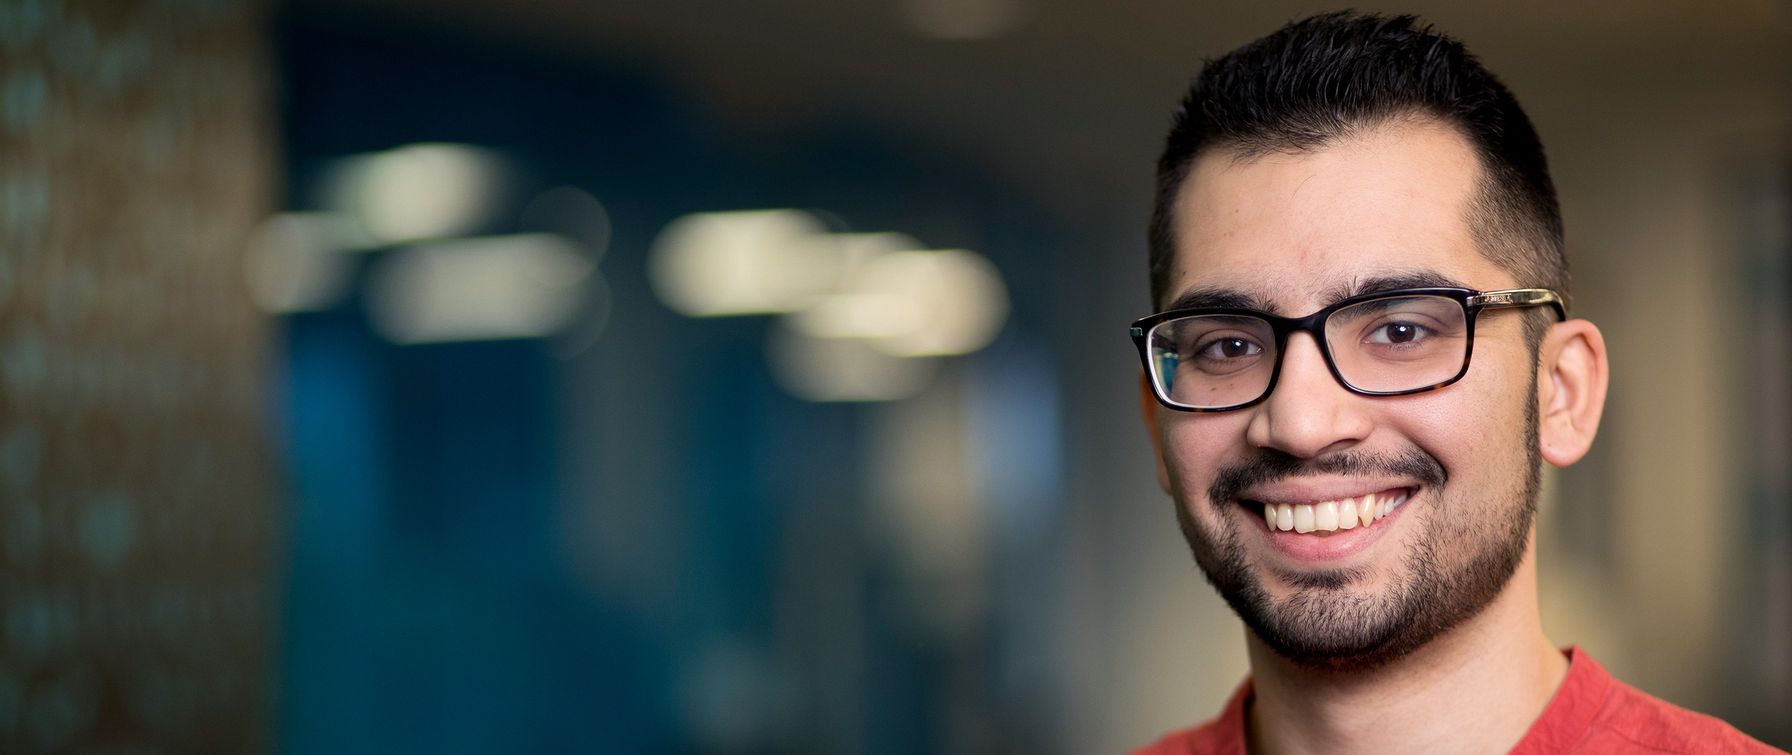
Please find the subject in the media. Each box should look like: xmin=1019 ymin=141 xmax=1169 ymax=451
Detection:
xmin=1131 ymin=12 xmax=1777 ymax=755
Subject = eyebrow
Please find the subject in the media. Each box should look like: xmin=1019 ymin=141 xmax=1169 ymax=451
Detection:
xmin=1322 ymin=270 xmax=1468 ymax=304
xmin=1163 ymin=287 xmax=1278 ymax=313
xmin=1162 ymin=269 xmax=1469 ymax=314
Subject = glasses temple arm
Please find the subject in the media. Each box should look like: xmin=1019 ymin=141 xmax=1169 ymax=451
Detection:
xmin=1468 ymin=288 xmax=1567 ymax=321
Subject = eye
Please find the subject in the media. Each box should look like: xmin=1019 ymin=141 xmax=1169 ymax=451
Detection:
xmin=1365 ymin=321 xmax=1431 ymax=345
xmin=1194 ymin=336 xmax=1264 ymax=360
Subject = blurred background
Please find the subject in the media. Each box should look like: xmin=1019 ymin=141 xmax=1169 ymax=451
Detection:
xmin=2 ymin=0 xmax=1790 ymax=751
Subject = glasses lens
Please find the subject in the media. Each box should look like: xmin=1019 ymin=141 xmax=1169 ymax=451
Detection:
xmin=1148 ymin=315 xmax=1276 ymax=409
xmin=1324 ymin=295 xmax=1468 ymax=393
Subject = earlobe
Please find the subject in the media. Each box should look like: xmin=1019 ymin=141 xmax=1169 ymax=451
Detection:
xmin=1536 ymin=319 xmax=1610 ymax=467
xmin=1139 ymin=372 xmax=1173 ymax=494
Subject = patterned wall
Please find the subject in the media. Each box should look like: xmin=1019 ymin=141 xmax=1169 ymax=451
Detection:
xmin=0 ymin=0 xmax=274 ymax=750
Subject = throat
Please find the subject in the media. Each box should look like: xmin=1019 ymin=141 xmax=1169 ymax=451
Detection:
xmin=1242 ymin=596 xmax=1567 ymax=755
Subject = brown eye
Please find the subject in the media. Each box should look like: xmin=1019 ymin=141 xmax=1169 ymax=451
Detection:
xmin=1366 ymin=321 xmax=1429 ymax=346
xmin=1196 ymin=337 xmax=1263 ymax=361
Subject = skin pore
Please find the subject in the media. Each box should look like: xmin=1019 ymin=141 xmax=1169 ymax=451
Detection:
xmin=1141 ymin=119 xmax=1609 ymax=754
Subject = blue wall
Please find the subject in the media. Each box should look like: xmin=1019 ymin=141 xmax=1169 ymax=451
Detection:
xmin=273 ymin=9 xmax=1070 ymax=753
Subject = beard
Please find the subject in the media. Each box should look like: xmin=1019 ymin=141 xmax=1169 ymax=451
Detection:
xmin=1175 ymin=400 xmax=1541 ymax=673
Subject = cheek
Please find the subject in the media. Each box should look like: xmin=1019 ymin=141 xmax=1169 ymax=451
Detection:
xmin=1389 ymin=354 xmax=1536 ymax=482
xmin=1159 ymin=414 xmax=1253 ymax=499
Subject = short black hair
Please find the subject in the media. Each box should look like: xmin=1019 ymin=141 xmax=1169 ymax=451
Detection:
xmin=1147 ymin=11 xmax=1569 ymax=322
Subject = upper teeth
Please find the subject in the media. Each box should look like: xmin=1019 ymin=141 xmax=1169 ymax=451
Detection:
xmin=1262 ymin=492 xmax=1409 ymax=533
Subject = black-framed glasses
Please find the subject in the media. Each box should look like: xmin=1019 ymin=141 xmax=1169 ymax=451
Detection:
xmin=1131 ymin=287 xmax=1566 ymax=412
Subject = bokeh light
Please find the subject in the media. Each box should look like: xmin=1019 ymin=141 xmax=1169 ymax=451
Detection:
xmin=242 ymin=212 xmax=366 ymax=314
xmin=365 ymin=233 xmax=596 ymax=344
xmin=766 ymin=321 xmax=938 ymax=402
xmin=797 ymin=248 xmax=1009 ymax=357
xmin=324 ymin=143 xmax=508 ymax=243
xmin=648 ymin=209 xmax=842 ymax=317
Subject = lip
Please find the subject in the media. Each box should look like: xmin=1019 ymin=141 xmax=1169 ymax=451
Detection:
xmin=1239 ymin=484 xmax=1417 ymax=564
xmin=1242 ymin=478 xmax=1415 ymax=507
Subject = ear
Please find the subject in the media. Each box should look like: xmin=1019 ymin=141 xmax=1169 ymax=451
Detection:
xmin=1139 ymin=371 xmax=1173 ymax=494
xmin=1536 ymin=318 xmax=1609 ymax=467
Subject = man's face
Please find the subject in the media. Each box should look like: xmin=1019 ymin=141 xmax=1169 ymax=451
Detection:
xmin=1152 ymin=121 xmax=1544 ymax=670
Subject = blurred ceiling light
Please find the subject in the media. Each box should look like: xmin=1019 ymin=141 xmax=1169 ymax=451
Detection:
xmin=795 ymin=292 xmax=923 ymax=339
xmin=793 ymin=248 xmax=1008 ymax=357
xmin=900 ymin=0 xmax=1024 ymax=40
xmin=365 ymin=233 xmax=594 ymax=345
xmin=650 ymin=210 xmax=901 ymax=317
xmin=767 ymin=323 xmax=935 ymax=402
xmin=328 ymin=143 xmax=507 ymax=243
xmin=242 ymin=212 xmax=366 ymax=314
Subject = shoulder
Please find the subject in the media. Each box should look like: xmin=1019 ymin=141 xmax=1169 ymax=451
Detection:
xmin=1130 ymin=679 xmax=1251 ymax=755
xmin=1526 ymin=648 xmax=1782 ymax=755
xmin=1130 ymin=720 xmax=1227 ymax=755
xmin=1587 ymin=674 xmax=1781 ymax=754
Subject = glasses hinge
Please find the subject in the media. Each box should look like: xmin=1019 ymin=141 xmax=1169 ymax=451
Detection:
xmin=1130 ymin=327 xmax=1144 ymax=337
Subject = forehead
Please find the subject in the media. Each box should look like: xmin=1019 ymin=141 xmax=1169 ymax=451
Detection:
xmin=1166 ymin=120 xmax=1515 ymax=312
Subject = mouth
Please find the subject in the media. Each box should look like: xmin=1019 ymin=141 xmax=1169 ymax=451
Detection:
xmin=1241 ymin=487 xmax=1414 ymax=536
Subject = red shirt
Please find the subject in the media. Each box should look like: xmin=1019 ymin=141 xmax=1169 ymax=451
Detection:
xmin=1133 ymin=647 xmax=1781 ymax=754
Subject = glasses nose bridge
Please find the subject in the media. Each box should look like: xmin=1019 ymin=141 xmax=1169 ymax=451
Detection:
xmin=1269 ymin=309 xmax=1343 ymax=385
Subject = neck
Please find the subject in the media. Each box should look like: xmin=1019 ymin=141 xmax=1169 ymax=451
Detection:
xmin=1244 ymin=544 xmax=1567 ymax=755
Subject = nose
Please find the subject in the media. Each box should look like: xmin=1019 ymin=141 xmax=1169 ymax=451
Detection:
xmin=1245 ymin=332 xmax=1372 ymax=458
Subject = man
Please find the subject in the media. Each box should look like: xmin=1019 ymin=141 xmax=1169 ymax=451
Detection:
xmin=1131 ymin=12 xmax=1778 ymax=754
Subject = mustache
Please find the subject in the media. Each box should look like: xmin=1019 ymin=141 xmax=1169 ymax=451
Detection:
xmin=1207 ymin=448 xmax=1447 ymax=506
